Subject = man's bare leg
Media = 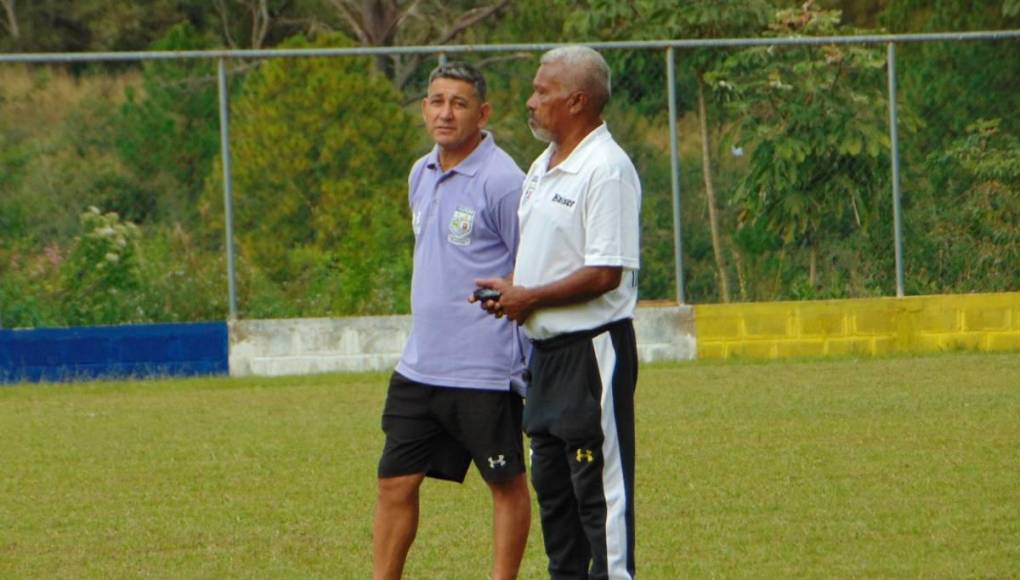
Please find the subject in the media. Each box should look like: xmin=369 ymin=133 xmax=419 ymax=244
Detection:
xmin=373 ymin=473 xmax=426 ymax=580
xmin=488 ymin=472 xmax=531 ymax=580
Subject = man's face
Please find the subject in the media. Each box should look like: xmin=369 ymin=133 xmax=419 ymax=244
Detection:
xmin=422 ymin=77 xmax=489 ymax=151
xmin=526 ymin=62 xmax=571 ymax=143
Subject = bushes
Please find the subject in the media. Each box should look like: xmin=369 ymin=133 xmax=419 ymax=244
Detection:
xmin=0 ymin=208 xmax=229 ymax=328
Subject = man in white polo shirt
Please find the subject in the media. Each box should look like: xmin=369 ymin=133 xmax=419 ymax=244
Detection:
xmin=374 ymin=62 xmax=530 ymax=580
xmin=475 ymin=46 xmax=641 ymax=579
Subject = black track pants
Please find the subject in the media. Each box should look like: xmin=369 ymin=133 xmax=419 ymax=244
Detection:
xmin=524 ymin=318 xmax=637 ymax=580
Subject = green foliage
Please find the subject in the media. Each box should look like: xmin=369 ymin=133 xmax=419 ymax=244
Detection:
xmin=131 ymin=225 xmax=230 ymax=322
xmin=558 ymin=0 xmax=772 ymax=112
xmin=2 ymin=1 xmax=1017 ymax=325
xmin=0 ymin=0 xmax=202 ymax=53
xmin=907 ymin=119 xmax=1020 ymax=292
xmin=711 ymin=3 xmax=908 ymax=296
xmin=203 ymin=33 xmax=419 ymax=317
xmin=59 ymin=207 xmax=145 ymax=325
xmin=0 ymin=211 xmax=230 ymax=328
xmin=0 ymin=242 xmax=64 ymax=329
xmin=882 ymin=0 xmax=1020 ymax=141
xmin=1 ymin=86 xmax=138 ymax=243
xmin=0 ymin=132 xmax=32 ymax=241
xmin=879 ymin=1 xmax=1019 ymax=295
xmin=113 ymin=22 xmax=220 ymax=225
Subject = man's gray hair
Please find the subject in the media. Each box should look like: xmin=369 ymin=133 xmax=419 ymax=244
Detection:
xmin=428 ymin=61 xmax=487 ymax=102
xmin=540 ymin=46 xmax=612 ymax=113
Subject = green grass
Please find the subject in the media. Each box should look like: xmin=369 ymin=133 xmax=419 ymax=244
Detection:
xmin=1 ymin=352 xmax=1018 ymax=578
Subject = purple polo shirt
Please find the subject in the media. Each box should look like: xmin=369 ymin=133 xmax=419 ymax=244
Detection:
xmin=396 ymin=132 xmax=528 ymax=391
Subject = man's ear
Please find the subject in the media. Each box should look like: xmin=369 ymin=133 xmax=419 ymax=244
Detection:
xmin=478 ymin=102 xmax=492 ymax=129
xmin=568 ymin=92 xmax=589 ymax=115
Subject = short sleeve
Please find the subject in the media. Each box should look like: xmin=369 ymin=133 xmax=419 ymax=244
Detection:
xmin=582 ymin=170 xmax=640 ymax=269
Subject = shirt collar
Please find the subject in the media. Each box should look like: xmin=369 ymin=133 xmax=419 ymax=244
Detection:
xmin=549 ymin=122 xmax=611 ymax=174
xmin=425 ymin=130 xmax=494 ymax=176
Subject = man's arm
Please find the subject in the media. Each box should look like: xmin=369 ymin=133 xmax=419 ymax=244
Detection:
xmin=474 ymin=266 xmax=621 ymax=324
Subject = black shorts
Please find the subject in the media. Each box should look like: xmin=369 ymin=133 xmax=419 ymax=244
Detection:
xmin=378 ymin=372 xmax=525 ymax=484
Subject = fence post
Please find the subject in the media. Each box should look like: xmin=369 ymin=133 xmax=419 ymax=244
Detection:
xmin=666 ymin=47 xmax=687 ymax=305
xmin=886 ymin=42 xmax=906 ymax=298
xmin=217 ymin=58 xmax=239 ymax=320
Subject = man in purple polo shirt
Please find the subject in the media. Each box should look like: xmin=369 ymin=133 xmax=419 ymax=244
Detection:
xmin=372 ymin=62 xmax=530 ymax=580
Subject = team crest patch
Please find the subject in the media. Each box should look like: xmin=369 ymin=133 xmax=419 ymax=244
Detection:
xmin=412 ymin=210 xmax=423 ymax=236
xmin=448 ymin=206 xmax=475 ymax=245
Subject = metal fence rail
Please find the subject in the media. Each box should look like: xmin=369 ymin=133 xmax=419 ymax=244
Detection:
xmin=2 ymin=30 xmax=1018 ymax=63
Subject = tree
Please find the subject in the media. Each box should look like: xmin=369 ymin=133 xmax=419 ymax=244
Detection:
xmin=211 ymin=0 xmax=325 ymax=49
xmin=0 ymin=0 xmax=18 ymax=40
xmin=909 ymin=119 xmax=1020 ymax=293
xmin=323 ymin=0 xmax=511 ymax=90
xmin=878 ymin=0 xmax=1019 ymax=295
xmin=0 ymin=0 xmax=189 ymax=53
xmin=203 ymin=33 xmax=420 ymax=316
xmin=114 ymin=22 xmax=221 ymax=226
xmin=881 ymin=0 xmax=1019 ymax=141
xmin=215 ymin=0 xmax=272 ymax=48
xmin=563 ymin=0 xmax=772 ymax=302
xmin=712 ymin=2 xmax=904 ymax=293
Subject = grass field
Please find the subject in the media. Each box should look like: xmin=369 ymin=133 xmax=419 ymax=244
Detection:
xmin=1 ymin=352 xmax=1018 ymax=578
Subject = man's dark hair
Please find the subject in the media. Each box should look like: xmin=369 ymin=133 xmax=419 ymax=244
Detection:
xmin=428 ymin=61 xmax=487 ymax=102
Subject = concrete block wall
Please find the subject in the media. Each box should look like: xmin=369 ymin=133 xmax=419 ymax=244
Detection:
xmin=694 ymin=292 xmax=1020 ymax=360
xmin=8 ymin=293 xmax=1012 ymax=383
xmin=229 ymin=315 xmax=411 ymax=376
xmin=229 ymin=304 xmax=696 ymax=377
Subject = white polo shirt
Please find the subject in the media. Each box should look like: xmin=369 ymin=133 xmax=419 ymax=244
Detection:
xmin=515 ymin=123 xmax=641 ymax=340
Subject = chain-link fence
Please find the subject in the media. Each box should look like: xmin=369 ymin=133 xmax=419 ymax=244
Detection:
xmin=1 ymin=31 xmax=1017 ymax=328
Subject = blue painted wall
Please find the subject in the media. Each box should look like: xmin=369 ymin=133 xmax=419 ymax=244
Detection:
xmin=0 ymin=322 xmax=228 ymax=384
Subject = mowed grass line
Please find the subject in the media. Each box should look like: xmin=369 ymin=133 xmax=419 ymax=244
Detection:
xmin=0 ymin=353 xmax=1017 ymax=578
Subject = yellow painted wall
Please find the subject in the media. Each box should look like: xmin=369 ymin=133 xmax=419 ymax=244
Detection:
xmin=693 ymin=292 xmax=1020 ymax=360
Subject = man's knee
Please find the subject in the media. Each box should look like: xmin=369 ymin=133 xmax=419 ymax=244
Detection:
xmin=488 ymin=473 xmax=529 ymax=503
xmin=377 ymin=474 xmax=425 ymax=507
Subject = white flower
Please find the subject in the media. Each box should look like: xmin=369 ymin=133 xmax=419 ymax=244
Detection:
xmin=105 ymin=252 xmax=120 ymax=263
xmin=731 ymin=146 xmax=744 ymax=157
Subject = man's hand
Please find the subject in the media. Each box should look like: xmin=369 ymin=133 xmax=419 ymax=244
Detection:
xmin=470 ymin=266 xmax=622 ymax=325
xmin=470 ymin=277 xmax=535 ymax=324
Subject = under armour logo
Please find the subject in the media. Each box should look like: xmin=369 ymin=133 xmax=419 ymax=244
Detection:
xmin=488 ymin=455 xmax=507 ymax=469
xmin=576 ymin=449 xmax=594 ymax=463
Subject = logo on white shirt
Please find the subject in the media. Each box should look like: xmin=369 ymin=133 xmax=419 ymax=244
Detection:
xmin=551 ymin=193 xmax=575 ymax=208
xmin=522 ymin=174 xmax=540 ymax=203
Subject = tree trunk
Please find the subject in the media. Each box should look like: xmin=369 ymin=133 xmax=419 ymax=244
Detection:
xmin=697 ymin=71 xmax=731 ymax=303
xmin=362 ymin=0 xmax=396 ymax=77
xmin=329 ymin=0 xmax=508 ymax=89
xmin=732 ymin=247 xmax=747 ymax=301
xmin=0 ymin=0 xmax=18 ymax=39
xmin=809 ymin=244 xmax=818 ymax=287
